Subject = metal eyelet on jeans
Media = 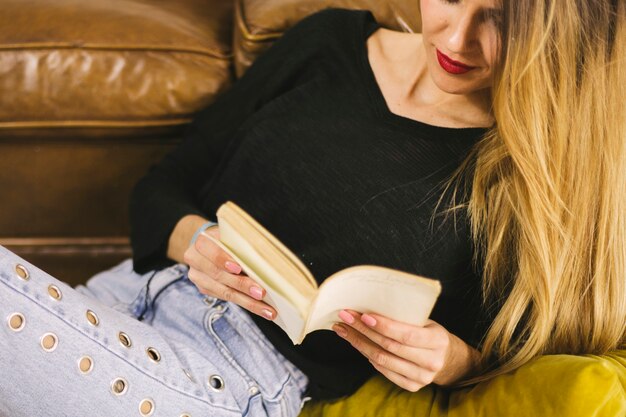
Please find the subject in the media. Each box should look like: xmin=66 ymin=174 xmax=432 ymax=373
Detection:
xmin=139 ymin=398 xmax=155 ymax=416
xmin=111 ymin=377 xmax=128 ymax=395
xmin=208 ymin=375 xmax=225 ymax=392
xmin=118 ymin=332 xmax=132 ymax=348
xmin=7 ymin=312 xmax=26 ymax=332
xmin=15 ymin=264 xmax=29 ymax=281
xmin=146 ymin=347 xmax=161 ymax=363
xmin=40 ymin=332 xmax=58 ymax=352
xmin=48 ymin=284 xmax=62 ymax=301
xmin=180 ymin=413 xmax=192 ymax=417
xmin=86 ymin=309 xmax=99 ymax=326
xmin=78 ymin=356 xmax=94 ymax=374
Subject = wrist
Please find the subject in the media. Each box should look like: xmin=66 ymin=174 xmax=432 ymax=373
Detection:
xmin=435 ymin=333 xmax=481 ymax=386
xmin=190 ymin=220 xmax=218 ymax=247
xmin=167 ymin=215 xmax=213 ymax=263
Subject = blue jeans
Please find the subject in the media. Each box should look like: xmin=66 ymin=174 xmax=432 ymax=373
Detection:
xmin=0 ymin=245 xmax=309 ymax=416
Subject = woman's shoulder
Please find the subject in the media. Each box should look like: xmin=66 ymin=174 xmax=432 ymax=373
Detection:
xmin=296 ymin=7 xmax=376 ymax=30
xmin=249 ymin=7 xmax=378 ymax=77
xmin=280 ymin=7 xmax=377 ymax=49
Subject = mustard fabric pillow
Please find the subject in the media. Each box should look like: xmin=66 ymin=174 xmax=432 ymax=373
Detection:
xmin=301 ymin=350 xmax=626 ymax=417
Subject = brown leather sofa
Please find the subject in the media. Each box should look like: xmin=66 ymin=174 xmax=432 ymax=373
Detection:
xmin=0 ymin=0 xmax=421 ymax=286
xmin=3 ymin=5 xmax=626 ymax=415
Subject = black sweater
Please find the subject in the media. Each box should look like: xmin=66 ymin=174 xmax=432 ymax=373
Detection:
xmin=130 ymin=8 xmax=489 ymax=400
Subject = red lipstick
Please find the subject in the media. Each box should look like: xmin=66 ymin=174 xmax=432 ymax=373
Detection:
xmin=436 ymin=49 xmax=475 ymax=74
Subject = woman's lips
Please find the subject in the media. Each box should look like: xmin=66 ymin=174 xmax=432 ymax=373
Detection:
xmin=436 ymin=49 xmax=476 ymax=74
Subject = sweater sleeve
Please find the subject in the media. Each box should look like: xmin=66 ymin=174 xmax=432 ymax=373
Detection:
xmin=129 ymin=8 xmax=344 ymax=273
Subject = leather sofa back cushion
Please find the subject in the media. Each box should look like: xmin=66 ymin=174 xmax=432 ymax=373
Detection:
xmin=0 ymin=0 xmax=234 ymax=138
xmin=234 ymin=0 xmax=422 ymax=76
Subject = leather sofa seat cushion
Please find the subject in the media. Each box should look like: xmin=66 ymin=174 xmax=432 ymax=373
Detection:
xmin=0 ymin=0 xmax=234 ymax=138
xmin=234 ymin=0 xmax=422 ymax=76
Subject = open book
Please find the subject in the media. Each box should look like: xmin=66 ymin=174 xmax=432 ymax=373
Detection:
xmin=206 ymin=201 xmax=442 ymax=345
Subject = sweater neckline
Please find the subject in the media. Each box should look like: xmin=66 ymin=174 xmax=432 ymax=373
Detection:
xmin=357 ymin=11 xmax=489 ymax=141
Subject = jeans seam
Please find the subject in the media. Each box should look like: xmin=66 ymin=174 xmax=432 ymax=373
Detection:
xmin=232 ymin=309 xmax=278 ymax=352
xmin=205 ymin=308 xmax=257 ymax=387
xmin=259 ymin=373 xmax=295 ymax=403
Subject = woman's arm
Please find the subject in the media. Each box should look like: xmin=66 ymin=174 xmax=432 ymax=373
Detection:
xmin=166 ymin=214 xmax=209 ymax=263
xmin=333 ymin=310 xmax=481 ymax=391
xmin=128 ymin=10 xmax=339 ymax=273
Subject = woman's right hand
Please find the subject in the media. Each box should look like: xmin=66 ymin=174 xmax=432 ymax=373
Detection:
xmin=183 ymin=225 xmax=277 ymax=321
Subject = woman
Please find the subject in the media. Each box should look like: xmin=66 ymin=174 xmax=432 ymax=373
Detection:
xmin=1 ymin=0 xmax=624 ymax=416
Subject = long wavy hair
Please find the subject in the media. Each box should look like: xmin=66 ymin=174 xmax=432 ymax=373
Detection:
xmin=437 ymin=0 xmax=626 ymax=384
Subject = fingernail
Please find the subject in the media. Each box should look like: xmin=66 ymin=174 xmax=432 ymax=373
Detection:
xmin=333 ymin=324 xmax=347 ymax=338
xmin=338 ymin=310 xmax=354 ymax=324
xmin=250 ymin=286 xmax=264 ymax=300
xmin=361 ymin=314 xmax=377 ymax=327
xmin=225 ymin=261 xmax=241 ymax=274
xmin=261 ymin=309 xmax=274 ymax=320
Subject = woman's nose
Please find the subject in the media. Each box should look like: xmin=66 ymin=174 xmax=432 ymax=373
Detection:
xmin=446 ymin=13 xmax=478 ymax=53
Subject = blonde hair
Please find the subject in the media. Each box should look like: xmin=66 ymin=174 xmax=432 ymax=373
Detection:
xmin=439 ymin=0 xmax=626 ymax=384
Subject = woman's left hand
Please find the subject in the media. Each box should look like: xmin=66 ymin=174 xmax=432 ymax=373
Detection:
xmin=333 ymin=310 xmax=481 ymax=392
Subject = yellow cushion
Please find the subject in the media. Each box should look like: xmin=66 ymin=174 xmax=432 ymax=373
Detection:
xmin=301 ymin=350 xmax=626 ymax=417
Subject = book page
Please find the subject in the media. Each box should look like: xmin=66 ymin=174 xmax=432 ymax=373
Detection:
xmin=220 ymin=202 xmax=318 ymax=289
xmin=218 ymin=202 xmax=318 ymax=296
xmin=305 ymin=265 xmax=441 ymax=334
xmin=215 ymin=217 xmax=314 ymax=314
xmin=207 ymin=235 xmax=307 ymax=344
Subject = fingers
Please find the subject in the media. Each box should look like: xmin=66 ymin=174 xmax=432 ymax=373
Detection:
xmin=196 ymin=231 xmax=240 ymax=273
xmin=191 ymin=233 xmax=266 ymax=299
xmin=369 ymin=360 xmax=428 ymax=393
xmin=336 ymin=311 xmax=444 ymax=372
xmin=188 ymin=267 xmax=275 ymax=320
xmin=333 ymin=322 xmax=437 ymax=390
xmin=354 ymin=311 xmax=448 ymax=350
xmin=183 ymin=232 xmax=276 ymax=320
